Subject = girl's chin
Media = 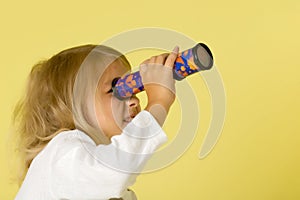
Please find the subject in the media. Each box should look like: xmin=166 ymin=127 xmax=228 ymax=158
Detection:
xmin=122 ymin=120 xmax=131 ymax=128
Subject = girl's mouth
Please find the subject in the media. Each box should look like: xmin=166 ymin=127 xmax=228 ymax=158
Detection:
xmin=129 ymin=107 xmax=139 ymax=118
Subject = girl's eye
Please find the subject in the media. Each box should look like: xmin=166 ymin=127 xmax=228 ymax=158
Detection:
xmin=107 ymin=77 xmax=120 ymax=94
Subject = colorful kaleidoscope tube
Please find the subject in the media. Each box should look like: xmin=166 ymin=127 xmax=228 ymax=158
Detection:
xmin=113 ymin=43 xmax=214 ymax=100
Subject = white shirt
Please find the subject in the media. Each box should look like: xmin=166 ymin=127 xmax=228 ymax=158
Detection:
xmin=15 ymin=111 xmax=167 ymax=200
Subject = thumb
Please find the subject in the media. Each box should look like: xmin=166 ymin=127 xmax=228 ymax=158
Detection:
xmin=164 ymin=46 xmax=179 ymax=69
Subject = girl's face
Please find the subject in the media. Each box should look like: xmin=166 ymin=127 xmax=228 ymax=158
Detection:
xmin=95 ymin=58 xmax=141 ymax=139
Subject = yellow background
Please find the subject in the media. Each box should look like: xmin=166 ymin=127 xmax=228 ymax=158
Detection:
xmin=1 ymin=0 xmax=299 ymax=199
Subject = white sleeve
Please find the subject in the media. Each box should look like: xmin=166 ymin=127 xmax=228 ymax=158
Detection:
xmin=50 ymin=110 xmax=168 ymax=200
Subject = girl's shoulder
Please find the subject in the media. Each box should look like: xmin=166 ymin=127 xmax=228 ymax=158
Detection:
xmin=38 ymin=129 xmax=95 ymax=158
xmin=29 ymin=129 xmax=96 ymax=170
xmin=49 ymin=129 xmax=94 ymax=146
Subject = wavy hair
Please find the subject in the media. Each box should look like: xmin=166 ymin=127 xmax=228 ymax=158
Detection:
xmin=11 ymin=44 xmax=130 ymax=185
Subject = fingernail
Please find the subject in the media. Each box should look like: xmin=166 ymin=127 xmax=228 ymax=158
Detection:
xmin=173 ymin=46 xmax=179 ymax=53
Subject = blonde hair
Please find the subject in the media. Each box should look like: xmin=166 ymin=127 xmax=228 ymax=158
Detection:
xmin=12 ymin=44 xmax=130 ymax=185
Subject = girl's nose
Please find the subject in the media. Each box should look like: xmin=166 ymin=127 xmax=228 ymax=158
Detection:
xmin=127 ymin=96 xmax=140 ymax=108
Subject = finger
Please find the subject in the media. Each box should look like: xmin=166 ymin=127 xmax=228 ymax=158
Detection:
xmin=149 ymin=56 xmax=156 ymax=64
xmin=155 ymin=53 xmax=169 ymax=65
xmin=140 ymin=58 xmax=150 ymax=66
xmin=164 ymin=46 xmax=179 ymax=69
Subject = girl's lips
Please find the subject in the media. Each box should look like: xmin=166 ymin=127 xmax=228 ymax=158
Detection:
xmin=123 ymin=113 xmax=137 ymax=123
xmin=124 ymin=106 xmax=140 ymax=123
xmin=129 ymin=107 xmax=139 ymax=118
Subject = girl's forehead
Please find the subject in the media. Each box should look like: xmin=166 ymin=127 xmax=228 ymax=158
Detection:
xmin=99 ymin=59 xmax=130 ymax=83
xmin=109 ymin=59 xmax=130 ymax=71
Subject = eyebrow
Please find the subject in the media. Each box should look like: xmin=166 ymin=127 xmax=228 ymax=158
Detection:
xmin=103 ymin=80 xmax=111 ymax=86
xmin=102 ymin=77 xmax=120 ymax=88
xmin=100 ymin=81 xmax=112 ymax=91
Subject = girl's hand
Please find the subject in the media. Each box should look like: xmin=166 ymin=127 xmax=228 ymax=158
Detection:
xmin=139 ymin=46 xmax=179 ymax=125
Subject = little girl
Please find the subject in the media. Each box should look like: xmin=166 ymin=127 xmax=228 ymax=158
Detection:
xmin=13 ymin=44 xmax=179 ymax=199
